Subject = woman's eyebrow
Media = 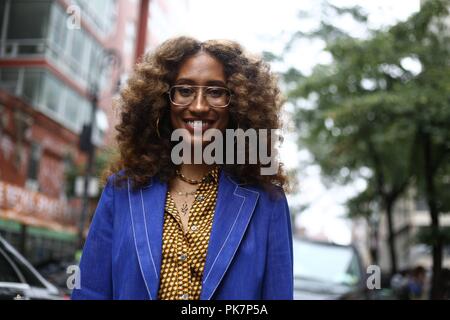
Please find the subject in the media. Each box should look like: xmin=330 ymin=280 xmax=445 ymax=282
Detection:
xmin=174 ymin=78 xmax=226 ymax=86
xmin=174 ymin=78 xmax=196 ymax=85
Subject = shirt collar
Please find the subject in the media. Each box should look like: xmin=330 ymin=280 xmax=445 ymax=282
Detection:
xmin=205 ymin=166 xmax=220 ymax=184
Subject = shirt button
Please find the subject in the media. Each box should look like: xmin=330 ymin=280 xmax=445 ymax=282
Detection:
xmin=191 ymin=225 xmax=198 ymax=232
xmin=180 ymin=293 xmax=189 ymax=300
xmin=180 ymin=253 xmax=187 ymax=261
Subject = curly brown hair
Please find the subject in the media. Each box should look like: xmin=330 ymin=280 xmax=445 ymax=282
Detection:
xmin=106 ymin=36 xmax=288 ymax=193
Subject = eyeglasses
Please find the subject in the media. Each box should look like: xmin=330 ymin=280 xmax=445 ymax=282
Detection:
xmin=167 ymin=85 xmax=232 ymax=108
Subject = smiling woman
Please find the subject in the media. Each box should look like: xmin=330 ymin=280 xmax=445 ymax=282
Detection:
xmin=71 ymin=36 xmax=293 ymax=300
xmin=109 ymin=36 xmax=286 ymax=190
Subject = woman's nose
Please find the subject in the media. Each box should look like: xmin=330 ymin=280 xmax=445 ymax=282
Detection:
xmin=189 ymin=89 xmax=209 ymax=113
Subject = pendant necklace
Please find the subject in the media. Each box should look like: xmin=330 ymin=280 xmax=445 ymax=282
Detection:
xmin=173 ymin=168 xmax=210 ymax=216
xmin=175 ymin=190 xmax=197 ymax=216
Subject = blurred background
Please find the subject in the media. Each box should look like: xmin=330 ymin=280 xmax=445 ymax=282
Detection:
xmin=0 ymin=0 xmax=449 ymax=300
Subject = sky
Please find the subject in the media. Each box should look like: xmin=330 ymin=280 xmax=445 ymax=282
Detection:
xmin=159 ymin=0 xmax=421 ymax=245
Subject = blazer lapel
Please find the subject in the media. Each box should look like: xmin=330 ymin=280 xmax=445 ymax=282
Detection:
xmin=128 ymin=178 xmax=167 ymax=300
xmin=127 ymin=170 xmax=260 ymax=300
xmin=200 ymin=170 xmax=260 ymax=300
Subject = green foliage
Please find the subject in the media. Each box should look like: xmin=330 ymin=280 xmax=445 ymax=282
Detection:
xmin=284 ymin=0 xmax=450 ymax=220
xmin=346 ymin=180 xmax=376 ymax=219
xmin=281 ymin=0 xmax=449 ymax=293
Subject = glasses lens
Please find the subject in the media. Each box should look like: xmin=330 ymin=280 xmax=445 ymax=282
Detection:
xmin=169 ymin=86 xmax=231 ymax=107
xmin=170 ymin=86 xmax=195 ymax=106
xmin=205 ymin=87 xmax=231 ymax=108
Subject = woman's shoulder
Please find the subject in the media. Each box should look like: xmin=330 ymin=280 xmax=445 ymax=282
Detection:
xmin=104 ymin=169 xmax=155 ymax=191
xmin=103 ymin=170 xmax=127 ymax=190
xmin=224 ymin=173 xmax=287 ymax=205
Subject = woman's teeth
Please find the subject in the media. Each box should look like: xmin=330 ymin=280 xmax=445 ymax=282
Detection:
xmin=186 ymin=120 xmax=210 ymax=128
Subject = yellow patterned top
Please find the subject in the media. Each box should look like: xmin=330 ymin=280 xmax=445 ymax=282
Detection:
xmin=157 ymin=166 xmax=219 ymax=300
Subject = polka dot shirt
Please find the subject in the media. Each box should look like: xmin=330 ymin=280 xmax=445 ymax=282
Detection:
xmin=157 ymin=167 xmax=219 ymax=300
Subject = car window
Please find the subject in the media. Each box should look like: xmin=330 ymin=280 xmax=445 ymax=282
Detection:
xmin=293 ymin=240 xmax=361 ymax=286
xmin=0 ymin=249 xmax=21 ymax=283
xmin=5 ymin=249 xmax=46 ymax=288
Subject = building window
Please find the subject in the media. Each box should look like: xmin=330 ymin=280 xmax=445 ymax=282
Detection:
xmin=22 ymin=69 xmax=44 ymax=104
xmin=63 ymin=90 xmax=80 ymax=126
xmin=0 ymin=66 xmax=92 ymax=133
xmin=7 ymin=0 xmax=51 ymax=39
xmin=0 ymin=0 xmax=6 ymax=38
xmin=26 ymin=142 xmax=42 ymax=192
xmin=0 ymin=68 xmax=43 ymax=106
xmin=0 ymin=68 xmax=19 ymax=94
xmin=72 ymin=0 xmax=116 ymax=35
xmin=47 ymin=3 xmax=67 ymax=54
xmin=47 ymin=2 xmax=107 ymax=87
xmin=70 ymin=29 xmax=85 ymax=69
xmin=42 ymin=73 xmax=61 ymax=113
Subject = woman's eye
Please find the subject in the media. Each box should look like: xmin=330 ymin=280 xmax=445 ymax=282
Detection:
xmin=207 ymin=88 xmax=226 ymax=98
xmin=177 ymin=87 xmax=194 ymax=96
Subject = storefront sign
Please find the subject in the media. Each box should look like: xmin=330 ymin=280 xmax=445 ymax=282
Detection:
xmin=0 ymin=181 xmax=70 ymax=223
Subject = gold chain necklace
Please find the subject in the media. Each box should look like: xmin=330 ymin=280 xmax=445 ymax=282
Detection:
xmin=173 ymin=167 xmax=216 ymax=216
xmin=175 ymin=169 xmax=203 ymax=184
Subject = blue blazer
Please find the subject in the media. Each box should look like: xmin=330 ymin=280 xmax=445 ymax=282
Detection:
xmin=71 ymin=170 xmax=293 ymax=300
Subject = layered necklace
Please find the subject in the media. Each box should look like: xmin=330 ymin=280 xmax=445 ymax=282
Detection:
xmin=172 ymin=170 xmax=203 ymax=216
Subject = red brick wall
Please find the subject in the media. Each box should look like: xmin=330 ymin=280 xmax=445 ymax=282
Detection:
xmin=0 ymin=90 xmax=86 ymax=199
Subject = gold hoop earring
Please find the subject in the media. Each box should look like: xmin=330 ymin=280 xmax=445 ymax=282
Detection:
xmin=156 ymin=116 xmax=161 ymax=138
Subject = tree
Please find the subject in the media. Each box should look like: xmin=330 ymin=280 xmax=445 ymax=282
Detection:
xmin=282 ymin=0 xmax=450 ymax=298
xmin=346 ymin=180 xmax=380 ymax=264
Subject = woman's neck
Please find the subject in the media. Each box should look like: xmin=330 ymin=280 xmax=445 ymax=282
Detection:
xmin=178 ymin=163 xmax=216 ymax=181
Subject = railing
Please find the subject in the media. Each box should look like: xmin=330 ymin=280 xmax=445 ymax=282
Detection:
xmin=0 ymin=39 xmax=91 ymax=93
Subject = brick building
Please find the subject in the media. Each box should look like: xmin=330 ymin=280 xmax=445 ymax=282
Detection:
xmin=0 ymin=0 xmax=188 ymax=266
xmin=0 ymin=0 xmax=128 ymax=265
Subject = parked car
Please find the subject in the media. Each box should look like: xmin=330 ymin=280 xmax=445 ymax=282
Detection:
xmin=36 ymin=259 xmax=77 ymax=297
xmin=0 ymin=235 xmax=63 ymax=300
xmin=293 ymin=237 xmax=369 ymax=300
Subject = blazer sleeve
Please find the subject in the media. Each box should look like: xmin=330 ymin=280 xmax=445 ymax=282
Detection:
xmin=261 ymin=192 xmax=294 ymax=300
xmin=71 ymin=177 xmax=114 ymax=300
